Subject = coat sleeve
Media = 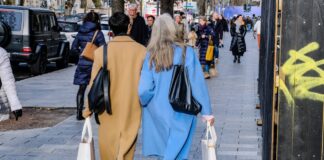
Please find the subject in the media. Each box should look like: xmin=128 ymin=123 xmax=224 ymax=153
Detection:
xmin=186 ymin=47 xmax=212 ymax=115
xmin=94 ymin=31 xmax=106 ymax=47
xmin=71 ymin=33 xmax=81 ymax=54
xmin=0 ymin=48 xmax=22 ymax=111
xmin=242 ymin=25 xmax=247 ymax=37
xmin=230 ymin=25 xmax=236 ymax=37
xmin=138 ymin=54 xmax=155 ymax=106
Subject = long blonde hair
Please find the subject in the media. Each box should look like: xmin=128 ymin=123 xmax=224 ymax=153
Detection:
xmin=147 ymin=14 xmax=177 ymax=72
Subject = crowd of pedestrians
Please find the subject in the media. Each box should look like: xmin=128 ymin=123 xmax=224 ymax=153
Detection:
xmin=0 ymin=2 xmax=262 ymax=159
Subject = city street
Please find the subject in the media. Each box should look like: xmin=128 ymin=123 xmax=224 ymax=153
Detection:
xmin=0 ymin=32 xmax=262 ymax=160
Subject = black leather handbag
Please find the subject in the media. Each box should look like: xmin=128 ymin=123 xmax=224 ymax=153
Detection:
xmin=168 ymin=46 xmax=202 ymax=115
xmin=88 ymin=44 xmax=111 ymax=124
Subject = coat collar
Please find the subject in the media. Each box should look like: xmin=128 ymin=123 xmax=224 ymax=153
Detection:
xmin=110 ymin=36 xmax=135 ymax=42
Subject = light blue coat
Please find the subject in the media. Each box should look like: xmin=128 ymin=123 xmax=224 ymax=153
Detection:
xmin=138 ymin=45 xmax=212 ymax=160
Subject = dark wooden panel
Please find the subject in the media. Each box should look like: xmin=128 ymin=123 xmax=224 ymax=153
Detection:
xmin=277 ymin=0 xmax=324 ymax=159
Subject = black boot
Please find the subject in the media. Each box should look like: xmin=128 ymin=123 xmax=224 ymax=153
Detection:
xmin=76 ymin=85 xmax=86 ymax=120
xmin=233 ymin=56 xmax=237 ymax=63
xmin=238 ymin=56 xmax=241 ymax=63
xmin=12 ymin=109 xmax=22 ymax=121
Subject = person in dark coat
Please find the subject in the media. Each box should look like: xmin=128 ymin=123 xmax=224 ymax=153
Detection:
xmin=209 ymin=12 xmax=223 ymax=63
xmin=146 ymin=15 xmax=155 ymax=44
xmin=230 ymin=15 xmax=247 ymax=63
xmin=128 ymin=3 xmax=149 ymax=46
xmin=196 ymin=16 xmax=215 ymax=79
xmin=71 ymin=11 xmax=106 ymax=120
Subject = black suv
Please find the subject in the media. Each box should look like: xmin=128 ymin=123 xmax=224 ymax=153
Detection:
xmin=0 ymin=6 xmax=70 ymax=75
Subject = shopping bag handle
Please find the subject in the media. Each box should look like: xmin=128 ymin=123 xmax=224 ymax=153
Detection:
xmin=81 ymin=118 xmax=93 ymax=143
xmin=205 ymin=122 xmax=217 ymax=144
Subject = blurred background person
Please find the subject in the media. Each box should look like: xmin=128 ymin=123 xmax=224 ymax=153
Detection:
xmin=146 ymin=15 xmax=155 ymax=44
xmin=230 ymin=15 xmax=247 ymax=63
xmin=128 ymin=3 xmax=148 ymax=46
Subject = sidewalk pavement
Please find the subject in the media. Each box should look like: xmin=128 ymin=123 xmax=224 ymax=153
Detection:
xmin=0 ymin=32 xmax=262 ymax=160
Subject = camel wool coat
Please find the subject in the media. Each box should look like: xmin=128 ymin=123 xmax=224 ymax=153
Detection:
xmin=83 ymin=36 xmax=146 ymax=160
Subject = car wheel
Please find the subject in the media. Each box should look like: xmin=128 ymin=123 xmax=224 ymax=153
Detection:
xmin=56 ymin=46 xmax=69 ymax=69
xmin=30 ymin=53 xmax=47 ymax=75
xmin=0 ymin=22 xmax=12 ymax=47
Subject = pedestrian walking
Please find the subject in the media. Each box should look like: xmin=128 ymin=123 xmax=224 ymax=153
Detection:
xmin=146 ymin=15 xmax=155 ymax=44
xmin=174 ymin=14 xmax=188 ymax=43
xmin=196 ymin=16 xmax=215 ymax=79
xmin=83 ymin=12 xmax=147 ymax=159
xmin=254 ymin=17 xmax=261 ymax=49
xmin=0 ymin=47 xmax=22 ymax=121
xmin=219 ymin=14 xmax=228 ymax=48
xmin=128 ymin=3 xmax=149 ymax=46
xmin=209 ymin=12 xmax=223 ymax=63
xmin=230 ymin=15 xmax=247 ymax=63
xmin=72 ymin=12 xmax=106 ymax=120
xmin=138 ymin=13 xmax=214 ymax=160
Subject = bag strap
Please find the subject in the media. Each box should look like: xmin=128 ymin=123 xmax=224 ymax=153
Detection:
xmin=91 ymin=30 xmax=99 ymax=43
xmin=103 ymin=44 xmax=107 ymax=70
xmin=103 ymin=44 xmax=111 ymax=114
xmin=181 ymin=46 xmax=187 ymax=65
xmin=81 ymin=118 xmax=93 ymax=143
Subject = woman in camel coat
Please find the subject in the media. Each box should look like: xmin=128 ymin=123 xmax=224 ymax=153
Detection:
xmin=83 ymin=12 xmax=146 ymax=160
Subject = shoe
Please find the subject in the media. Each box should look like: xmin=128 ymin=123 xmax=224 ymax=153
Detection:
xmin=238 ymin=58 xmax=241 ymax=63
xmin=204 ymin=72 xmax=210 ymax=79
xmin=76 ymin=110 xmax=85 ymax=121
xmin=209 ymin=68 xmax=218 ymax=77
xmin=12 ymin=109 xmax=22 ymax=121
xmin=233 ymin=57 xmax=237 ymax=63
xmin=215 ymin=58 xmax=219 ymax=64
xmin=76 ymin=96 xmax=85 ymax=121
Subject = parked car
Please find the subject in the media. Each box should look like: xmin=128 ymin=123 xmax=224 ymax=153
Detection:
xmin=0 ymin=6 xmax=70 ymax=75
xmin=58 ymin=20 xmax=82 ymax=63
xmin=101 ymin=20 xmax=110 ymax=42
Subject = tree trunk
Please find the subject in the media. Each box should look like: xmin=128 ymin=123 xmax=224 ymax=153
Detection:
xmin=112 ymin=0 xmax=124 ymax=14
xmin=81 ymin=0 xmax=86 ymax=8
xmin=197 ymin=0 xmax=206 ymax=16
xmin=160 ymin=0 xmax=175 ymax=16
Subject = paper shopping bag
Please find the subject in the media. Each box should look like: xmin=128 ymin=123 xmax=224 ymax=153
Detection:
xmin=77 ymin=118 xmax=95 ymax=160
xmin=201 ymin=122 xmax=217 ymax=160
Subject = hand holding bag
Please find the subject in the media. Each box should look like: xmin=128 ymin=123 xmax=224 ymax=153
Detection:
xmin=77 ymin=118 xmax=95 ymax=160
xmin=168 ymin=46 xmax=202 ymax=115
xmin=88 ymin=44 xmax=111 ymax=125
xmin=81 ymin=30 xmax=99 ymax=61
xmin=201 ymin=122 xmax=217 ymax=160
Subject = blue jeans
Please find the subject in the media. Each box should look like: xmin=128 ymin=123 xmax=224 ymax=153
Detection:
xmin=214 ymin=45 xmax=219 ymax=59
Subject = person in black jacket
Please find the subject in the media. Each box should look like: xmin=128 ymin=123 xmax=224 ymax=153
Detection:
xmin=128 ymin=3 xmax=149 ymax=46
xmin=230 ymin=15 xmax=247 ymax=63
xmin=209 ymin=12 xmax=223 ymax=63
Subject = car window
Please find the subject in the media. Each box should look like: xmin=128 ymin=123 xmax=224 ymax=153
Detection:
xmin=101 ymin=24 xmax=109 ymax=30
xmin=32 ymin=14 xmax=41 ymax=33
xmin=49 ymin=14 xmax=56 ymax=28
xmin=58 ymin=22 xmax=79 ymax=32
xmin=41 ymin=14 xmax=51 ymax=32
xmin=0 ymin=10 xmax=22 ymax=31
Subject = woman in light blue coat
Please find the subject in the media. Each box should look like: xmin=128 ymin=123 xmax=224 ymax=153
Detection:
xmin=138 ymin=13 xmax=215 ymax=160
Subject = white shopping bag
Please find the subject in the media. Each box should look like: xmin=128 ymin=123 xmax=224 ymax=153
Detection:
xmin=201 ymin=122 xmax=217 ymax=160
xmin=77 ymin=118 xmax=95 ymax=160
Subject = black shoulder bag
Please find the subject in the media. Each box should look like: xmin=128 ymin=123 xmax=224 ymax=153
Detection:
xmin=168 ymin=46 xmax=202 ymax=115
xmin=88 ymin=44 xmax=111 ymax=125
